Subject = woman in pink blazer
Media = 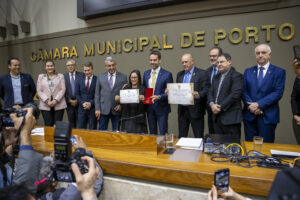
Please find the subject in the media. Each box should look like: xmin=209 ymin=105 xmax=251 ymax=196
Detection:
xmin=37 ymin=60 xmax=67 ymax=126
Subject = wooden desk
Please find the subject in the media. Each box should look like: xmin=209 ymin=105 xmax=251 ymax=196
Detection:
xmin=32 ymin=128 xmax=300 ymax=197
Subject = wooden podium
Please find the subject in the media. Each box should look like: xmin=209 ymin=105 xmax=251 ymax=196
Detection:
xmin=44 ymin=126 xmax=159 ymax=156
xmin=32 ymin=127 xmax=300 ymax=196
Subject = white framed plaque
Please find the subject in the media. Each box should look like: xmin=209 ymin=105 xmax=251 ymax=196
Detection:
xmin=120 ymin=89 xmax=139 ymax=104
xmin=167 ymin=83 xmax=194 ymax=105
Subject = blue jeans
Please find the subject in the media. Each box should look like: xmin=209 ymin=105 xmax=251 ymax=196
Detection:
xmin=98 ymin=113 xmax=120 ymax=131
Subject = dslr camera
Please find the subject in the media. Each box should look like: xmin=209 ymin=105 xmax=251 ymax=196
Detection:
xmin=0 ymin=103 xmax=40 ymax=129
xmin=52 ymin=121 xmax=92 ymax=182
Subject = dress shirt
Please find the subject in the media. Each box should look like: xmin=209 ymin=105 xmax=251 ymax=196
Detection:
xmin=10 ymin=73 xmax=23 ymax=104
xmin=209 ymin=68 xmax=231 ymax=106
xmin=183 ymin=66 xmax=195 ymax=83
xmin=257 ymin=62 xmax=270 ymax=78
xmin=107 ymin=72 xmax=116 ymax=88
xmin=85 ymin=75 xmax=94 ymax=86
xmin=148 ymin=66 xmax=161 ymax=88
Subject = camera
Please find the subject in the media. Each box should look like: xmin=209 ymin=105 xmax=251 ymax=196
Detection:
xmin=52 ymin=121 xmax=92 ymax=182
xmin=0 ymin=103 xmax=40 ymax=129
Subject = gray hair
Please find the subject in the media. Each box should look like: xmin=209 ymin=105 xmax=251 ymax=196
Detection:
xmin=38 ymin=156 xmax=54 ymax=180
xmin=66 ymin=59 xmax=76 ymax=65
xmin=104 ymin=56 xmax=116 ymax=64
xmin=255 ymin=44 xmax=272 ymax=54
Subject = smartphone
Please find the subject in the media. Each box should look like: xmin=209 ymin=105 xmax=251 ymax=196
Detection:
xmin=70 ymin=136 xmax=77 ymax=145
xmin=293 ymin=45 xmax=300 ymax=64
xmin=214 ymin=168 xmax=230 ymax=196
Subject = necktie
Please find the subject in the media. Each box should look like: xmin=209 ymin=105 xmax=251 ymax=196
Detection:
xmin=86 ymin=77 xmax=90 ymax=91
xmin=152 ymin=71 xmax=156 ymax=92
xmin=109 ymin=74 xmax=113 ymax=90
xmin=183 ymin=71 xmax=190 ymax=83
xmin=257 ymin=67 xmax=265 ymax=87
xmin=211 ymin=67 xmax=217 ymax=84
xmin=71 ymin=73 xmax=75 ymax=96
xmin=215 ymin=74 xmax=225 ymax=104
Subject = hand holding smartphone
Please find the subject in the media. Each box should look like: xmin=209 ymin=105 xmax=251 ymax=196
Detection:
xmin=214 ymin=168 xmax=230 ymax=196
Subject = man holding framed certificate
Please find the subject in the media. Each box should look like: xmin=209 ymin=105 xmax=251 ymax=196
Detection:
xmin=175 ymin=54 xmax=209 ymax=138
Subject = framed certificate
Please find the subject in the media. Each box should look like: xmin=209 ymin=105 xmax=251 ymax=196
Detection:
xmin=120 ymin=89 xmax=139 ymax=104
xmin=167 ymin=83 xmax=194 ymax=105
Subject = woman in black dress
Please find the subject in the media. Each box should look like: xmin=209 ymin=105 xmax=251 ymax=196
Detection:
xmin=115 ymin=70 xmax=148 ymax=133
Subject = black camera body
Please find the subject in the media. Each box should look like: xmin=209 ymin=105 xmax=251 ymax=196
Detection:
xmin=0 ymin=103 xmax=40 ymax=129
xmin=53 ymin=121 xmax=92 ymax=182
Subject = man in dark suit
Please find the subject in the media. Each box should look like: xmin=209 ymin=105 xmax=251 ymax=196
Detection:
xmin=206 ymin=47 xmax=223 ymax=134
xmin=243 ymin=44 xmax=286 ymax=143
xmin=95 ymin=57 xmax=127 ymax=131
xmin=76 ymin=62 xmax=97 ymax=130
xmin=176 ymin=54 xmax=208 ymax=138
xmin=208 ymin=53 xmax=243 ymax=137
xmin=143 ymin=50 xmax=173 ymax=135
xmin=0 ymin=57 xmax=36 ymax=109
xmin=64 ymin=59 xmax=84 ymax=128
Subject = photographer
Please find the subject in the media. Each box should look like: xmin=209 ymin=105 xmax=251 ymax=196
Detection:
xmin=35 ymin=135 xmax=103 ymax=200
xmin=0 ymin=107 xmax=43 ymax=193
xmin=0 ymin=155 xmax=102 ymax=200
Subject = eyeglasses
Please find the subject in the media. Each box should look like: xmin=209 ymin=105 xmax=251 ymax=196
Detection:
xmin=208 ymin=55 xmax=218 ymax=58
xmin=130 ymin=77 xmax=138 ymax=79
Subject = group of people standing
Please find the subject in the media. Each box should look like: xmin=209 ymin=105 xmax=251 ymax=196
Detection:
xmin=0 ymin=43 xmax=299 ymax=144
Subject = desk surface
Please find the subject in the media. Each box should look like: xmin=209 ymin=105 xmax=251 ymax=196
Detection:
xmin=31 ymin=133 xmax=300 ymax=197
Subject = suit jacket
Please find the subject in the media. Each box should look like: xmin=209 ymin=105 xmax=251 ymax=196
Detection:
xmin=291 ymin=77 xmax=300 ymax=116
xmin=177 ymin=67 xmax=208 ymax=118
xmin=0 ymin=73 xmax=36 ymax=109
xmin=64 ymin=71 xmax=84 ymax=104
xmin=95 ymin=71 xmax=127 ymax=115
xmin=143 ymin=67 xmax=173 ymax=115
xmin=208 ymin=67 xmax=243 ymax=125
xmin=75 ymin=75 xmax=97 ymax=109
xmin=206 ymin=65 xmax=218 ymax=88
xmin=37 ymin=73 xmax=67 ymax=111
xmin=243 ymin=64 xmax=286 ymax=124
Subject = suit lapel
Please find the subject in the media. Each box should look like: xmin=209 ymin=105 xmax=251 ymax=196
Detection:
xmin=261 ymin=64 xmax=273 ymax=87
xmin=190 ymin=68 xmax=197 ymax=83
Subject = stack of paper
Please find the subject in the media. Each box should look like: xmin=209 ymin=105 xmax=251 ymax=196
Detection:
xmin=176 ymin=137 xmax=203 ymax=150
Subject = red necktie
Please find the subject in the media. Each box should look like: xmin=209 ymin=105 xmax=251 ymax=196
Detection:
xmin=86 ymin=77 xmax=90 ymax=91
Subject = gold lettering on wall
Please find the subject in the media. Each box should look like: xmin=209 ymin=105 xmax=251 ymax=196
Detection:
xmin=123 ymin=39 xmax=133 ymax=52
xmin=181 ymin=33 xmax=192 ymax=48
xmin=229 ymin=28 xmax=243 ymax=44
xmin=84 ymin=43 xmax=94 ymax=56
xmin=214 ymin=29 xmax=226 ymax=45
xmin=278 ymin=23 xmax=294 ymax=41
xmin=261 ymin=25 xmax=276 ymax=42
xmin=29 ymin=23 xmax=296 ymax=62
xmin=139 ymin=37 xmax=149 ymax=51
xmin=194 ymin=31 xmax=205 ymax=47
xmin=97 ymin=42 xmax=105 ymax=55
xmin=163 ymin=34 xmax=173 ymax=49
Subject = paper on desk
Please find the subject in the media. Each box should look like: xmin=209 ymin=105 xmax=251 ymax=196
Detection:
xmin=271 ymin=149 xmax=300 ymax=157
xmin=176 ymin=137 xmax=203 ymax=148
xmin=169 ymin=149 xmax=202 ymax=162
xmin=31 ymin=127 xmax=44 ymax=136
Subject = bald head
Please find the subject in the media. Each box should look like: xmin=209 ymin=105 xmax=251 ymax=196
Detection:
xmin=181 ymin=54 xmax=194 ymax=72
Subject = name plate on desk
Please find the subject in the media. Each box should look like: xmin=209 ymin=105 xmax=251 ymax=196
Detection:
xmin=120 ymin=89 xmax=139 ymax=104
xmin=168 ymin=83 xmax=194 ymax=105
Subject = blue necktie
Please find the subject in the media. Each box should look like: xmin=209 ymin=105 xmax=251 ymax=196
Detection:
xmin=183 ymin=71 xmax=190 ymax=83
xmin=211 ymin=67 xmax=217 ymax=84
xmin=71 ymin=74 xmax=75 ymax=96
xmin=257 ymin=67 xmax=265 ymax=87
